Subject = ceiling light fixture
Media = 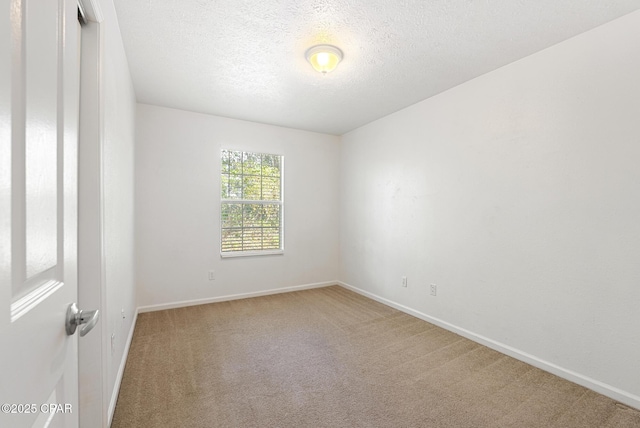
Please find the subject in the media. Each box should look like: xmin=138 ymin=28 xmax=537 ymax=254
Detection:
xmin=305 ymin=44 xmax=343 ymax=74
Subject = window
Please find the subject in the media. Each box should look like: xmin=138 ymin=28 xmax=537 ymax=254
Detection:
xmin=220 ymin=150 xmax=283 ymax=256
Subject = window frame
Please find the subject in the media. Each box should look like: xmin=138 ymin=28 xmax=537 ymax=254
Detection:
xmin=219 ymin=149 xmax=284 ymax=258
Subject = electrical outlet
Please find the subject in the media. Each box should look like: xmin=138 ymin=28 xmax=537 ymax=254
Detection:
xmin=121 ymin=308 xmax=125 ymax=319
xmin=402 ymin=276 xmax=407 ymax=287
xmin=111 ymin=333 xmax=116 ymax=355
xmin=208 ymin=270 xmax=216 ymax=281
xmin=430 ymin=284 xmax=437 ymax=296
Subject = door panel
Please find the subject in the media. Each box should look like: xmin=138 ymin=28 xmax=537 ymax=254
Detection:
xmin=24 ymin=0 xmax=59 ymax=282
xmin=0 ymin=0 xmax=80 ymax=427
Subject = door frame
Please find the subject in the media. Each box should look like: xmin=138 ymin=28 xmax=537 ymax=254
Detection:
xmin=76 ymin=0 xmax=108 ymax=427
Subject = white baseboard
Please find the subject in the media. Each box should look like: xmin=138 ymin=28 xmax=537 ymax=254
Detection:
xmin=338 ymin=281 xmax=640 ymax=411
xmin=107 ymin=309 xmax=138 ymax=426
xmin=137 ymin=281 xmax=336 ymax=313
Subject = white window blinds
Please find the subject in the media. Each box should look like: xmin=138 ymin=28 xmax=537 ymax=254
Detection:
xmin=221 ymin=150 xmax=283 ymax=255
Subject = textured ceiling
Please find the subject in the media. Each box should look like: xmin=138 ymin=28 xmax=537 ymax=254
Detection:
xmin=113 ymin=0 xmax=640 ymax=135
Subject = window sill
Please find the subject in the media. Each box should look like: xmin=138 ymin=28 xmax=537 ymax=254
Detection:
xmin=220 ymin=250 xmax=284 ymax=258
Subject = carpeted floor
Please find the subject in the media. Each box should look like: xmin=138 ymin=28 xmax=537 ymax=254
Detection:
xmin=112 ymin=286 xmax=640 ymax=427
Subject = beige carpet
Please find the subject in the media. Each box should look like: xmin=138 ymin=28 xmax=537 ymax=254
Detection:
xmin=112 ymin=286 xmax=640 ymax=427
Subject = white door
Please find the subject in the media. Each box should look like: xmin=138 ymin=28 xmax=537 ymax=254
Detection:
xmin=1 ymin=0 xmax=83 ymax=427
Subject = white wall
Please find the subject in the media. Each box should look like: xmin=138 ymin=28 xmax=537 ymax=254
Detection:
xmin=339 ymin=10 xmax=640 ymax=408
xmin=135 ymin=104 xmax=340 ymax=308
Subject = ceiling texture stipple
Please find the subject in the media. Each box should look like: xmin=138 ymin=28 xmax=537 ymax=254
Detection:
xmin=113 ymin=0 xmax=640 ymax=135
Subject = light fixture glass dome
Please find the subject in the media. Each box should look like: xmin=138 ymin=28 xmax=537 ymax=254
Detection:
xmin=305 ymin=44 xmax=343 ymax=74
